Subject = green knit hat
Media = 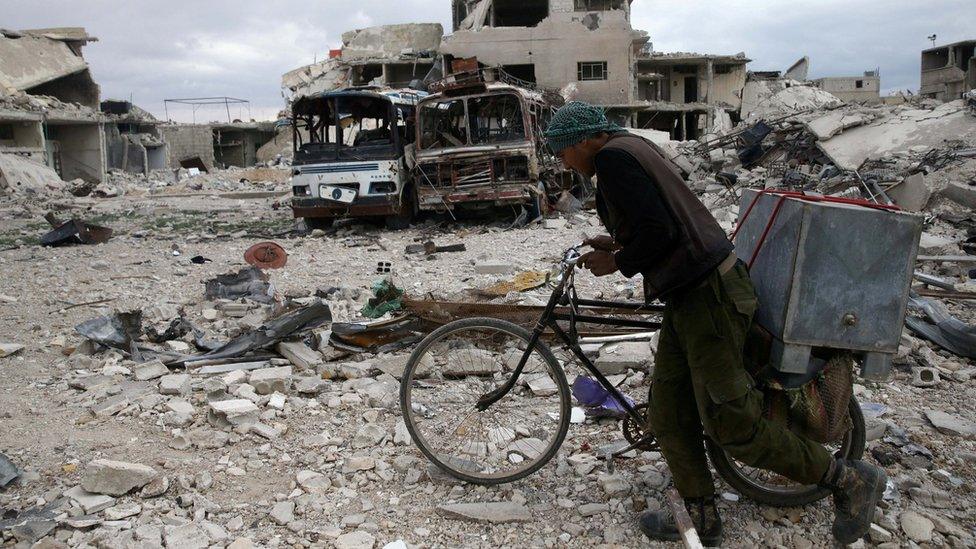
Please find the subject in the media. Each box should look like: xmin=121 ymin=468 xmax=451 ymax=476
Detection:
xmin=544 ymin=101 xmax=624 ymax=153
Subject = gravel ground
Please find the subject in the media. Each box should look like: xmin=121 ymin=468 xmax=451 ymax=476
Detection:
xmin=0 ymin=180 xmax=975 ymax=549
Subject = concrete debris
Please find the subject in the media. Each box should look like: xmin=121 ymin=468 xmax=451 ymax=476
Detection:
xmin=80 ymin=459 xmax=157 ymax=496
xmin=0 ymin=342 xmax=24 ymax=357
xmin=435 ymin=501 xmax=533 ymax=524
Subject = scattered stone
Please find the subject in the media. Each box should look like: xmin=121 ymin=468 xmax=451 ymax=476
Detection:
xmin=334 ymin=530 xmax=376 ymax=549
xmin=598 ymin=474 xmax=632 ymax=497
xmin=159 ymin=373 xmax=191 ymax=395
xmin=140 ymin=475 xmax=169 ymax=498
xmin=296 ymin=470 xmax=331 ymax=493
xmin=352 ymin=423 xmax=386 ymax=448
xmin=900 ymin=510 xmax=934 ymax=542
xmin=579 ymin=503 xmax=609 ymax=517
xmin=270 ymin=501 xmax=295 ymax=525
xmin=912 ymin=367 xmax=940 ymax=388
xmin=0 ymin=343 xmax=24 ymax=357
xmin=594 ymin=342 xmax=650 ymax=375
xmin=163 ymin=522 xmax=211 ymax=549
xmin=208 ymin=399 xmax=259 ymax=427
xmin=103 ymin=503 xmax=142 ymax=520
xmin=925 ymin=409 xmax=976 ymax=439
xmin=436 ymin=501 xmax=532 ymax=524
xmin=248 ymin=366 xmax=292 ymax=395
xmin=277 ymin=341 xmax=321 ymax=370
xmin=81 ymin=459 xmax=157 ymax=496
xmin=64 ymin=486 xmax=116 ymax=514
xmin=133 ymin=360 xmax=170 ymax=381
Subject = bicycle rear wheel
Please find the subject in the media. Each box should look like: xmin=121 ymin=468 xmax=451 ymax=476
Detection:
xmin=399 ymin=318 xmax=571 ymax=484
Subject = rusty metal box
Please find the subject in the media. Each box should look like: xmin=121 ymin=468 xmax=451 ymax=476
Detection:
xmin=735 ymin=190 xmax=922 ymax=379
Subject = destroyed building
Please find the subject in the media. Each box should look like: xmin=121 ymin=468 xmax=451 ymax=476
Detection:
xmin=282 ymin=24 xmax=443 ymax=100
xmin=443 ymin=0 xmax=646 ymax=106
xmin=921 ymin=39 xmax=976 ymax=101
xmin=212 ymin=122 xmax=277 ymax=169
xmin=625 ymin=51 xmax=750 ymax=139
xmin=812 ymin=71 xmax=882 ymax=104
xmin=100 ymin=100 xmax=168 ymax=175
xmin=0 ymin=28 xmax=107 ymax=184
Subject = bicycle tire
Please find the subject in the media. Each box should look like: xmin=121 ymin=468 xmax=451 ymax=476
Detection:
xmin=399 ymin=317 xmax=571 ymax=485
xmin=706 ymin=395 xmax=866 ymax=507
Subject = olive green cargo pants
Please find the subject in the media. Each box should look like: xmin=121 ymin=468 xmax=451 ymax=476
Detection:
xmin=649 ymin=262 xmax=833 ymax=498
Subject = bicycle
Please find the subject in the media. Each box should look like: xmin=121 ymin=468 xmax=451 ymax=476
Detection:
xmin=399 ymin=244 xmax=866 ymax=506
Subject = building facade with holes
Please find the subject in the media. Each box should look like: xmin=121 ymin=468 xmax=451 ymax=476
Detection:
xmin=443 ymin=0 xmax=646 ymax=106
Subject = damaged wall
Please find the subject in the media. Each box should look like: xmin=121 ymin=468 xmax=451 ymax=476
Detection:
xmin=813 ymin=74 xmax=881 ymax=104
xmin=44 ymin=121 xmax=106 ymax=183
xmin=441 ymin=6 xmax=645 ymax=105
xmin=0 ymin=30 xmax=100 ymax=108
xmin=341 ymin=24 xmax=443 ymax=61
xmin=0 ymin=111 xmax=45 ymax=164
xmin=158 ymin=124 xmax=215 ymax=172
xmin=921 ymin=40 xmax=976 ymax=102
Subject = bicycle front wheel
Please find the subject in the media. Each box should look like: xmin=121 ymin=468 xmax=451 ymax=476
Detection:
xmin=399 ymin=318 xmax=571 ymax=484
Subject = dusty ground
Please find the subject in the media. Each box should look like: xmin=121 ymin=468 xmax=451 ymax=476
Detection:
xmin=0 ymin=186 xmax=975 ymax=549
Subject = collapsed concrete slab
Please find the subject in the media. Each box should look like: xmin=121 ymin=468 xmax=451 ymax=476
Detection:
xmin=817 ymin=101 xmax=976 ymax=171
xmin=0 ymin=153 xmax=64 ymax=197
xmin=340 ymin=24 xmax=443 ymax=62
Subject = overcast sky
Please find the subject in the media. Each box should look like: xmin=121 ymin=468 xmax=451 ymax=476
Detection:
xmin=5 ymin=0 xmax=974 ymax=122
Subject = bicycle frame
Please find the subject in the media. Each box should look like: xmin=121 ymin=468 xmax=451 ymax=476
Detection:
xmin=477 ymin=245 xmax=663 ymax=428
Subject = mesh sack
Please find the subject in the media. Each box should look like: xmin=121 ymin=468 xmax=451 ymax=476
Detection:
xmin=762 ymin=353 xmax=853 ymax=444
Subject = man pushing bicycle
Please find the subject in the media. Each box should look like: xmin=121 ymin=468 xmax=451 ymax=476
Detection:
xmin=543 ymin=101 xmax=886 ymax=546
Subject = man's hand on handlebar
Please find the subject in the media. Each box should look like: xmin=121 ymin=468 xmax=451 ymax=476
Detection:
xmin=583 ymin=234 xmax=622 ymax=252
xmin=579 ymin=250 xmax=619 ymax=277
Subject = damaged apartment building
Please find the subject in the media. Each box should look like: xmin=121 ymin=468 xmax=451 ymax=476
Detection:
xmin=0 ymin=27 xmax=107 ymax=184
xmin=921 ymin=39 xmax=976 ymax=102
xmin=283 ymin=1 xmax=754 ymax=141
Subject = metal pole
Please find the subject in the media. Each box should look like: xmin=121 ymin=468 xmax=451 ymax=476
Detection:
xmin=225 ymin=98 xmax=231 ymax=123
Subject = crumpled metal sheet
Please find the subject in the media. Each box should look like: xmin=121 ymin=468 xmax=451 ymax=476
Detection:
xmin=905 ymin=295 xmax=976 ymax=359
xmin=184 ymin=300 xmax=332 ymax=365
xmin=330 ymin=316 xmax=426 ymax=354
xmin=75 ymin=310 xmax=143 ymax=349
xmin=203 ymin=267 xmax=274 ymax=304
xmin=0 ymin=452 xmax=20 ymax=488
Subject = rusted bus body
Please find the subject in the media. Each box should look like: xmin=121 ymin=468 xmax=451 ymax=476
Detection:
xmin=412 ymin=84 xmax=572 ymax=212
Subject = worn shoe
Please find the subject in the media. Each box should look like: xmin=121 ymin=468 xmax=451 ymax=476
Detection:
xmin=824 ymin=459 xmax=887 ymax=544
xmin=638 ymin=496 xmax=723 ymax=547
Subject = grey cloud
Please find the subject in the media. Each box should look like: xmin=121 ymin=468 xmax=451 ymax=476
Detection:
xmin=4 ymin=0 xmax=973 ymax=120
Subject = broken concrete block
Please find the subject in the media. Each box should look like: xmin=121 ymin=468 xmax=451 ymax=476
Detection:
xmin=375 ymin=353 xmax=432 ymax=379
xmin=248 ymin=366 xmax=292 ymax=395
xmin=443 ymin=348 xmax=501 ymax=376
xmin=103 ymin=502 xmax=142 ymax=520
xmin=276 ymin=341 xmax=322 ymax=370
xmin=474 ymin=261 xmax=513 ymax=275
xmin=925 ymin=410 xmax=976 ymax=439
xmin=334 ymin=530 xmax=376 ymax=549
xmin=0 ymin=343 xmax=24 ymax=357
xmin=250 ymin=422 xmax=281 ymax=440
xmin=886 ymin=173 xmax=932 ymax=212
xmin=435 ymin=501 xmax=532 ymax=524
xmin=163 ymin=523 xmax=210 ymax=549
xmin=81 ymin=459 xmax=157 ymax=496
xmin=208 ymin=399 xmax=259 ymax=428
xmin=943 ymin=181 xmax=976 ymax=210
xmin=91 ymin=394 xmax=129 ymax=417
xmin=295 ymin=376 xmax=327 ymax=395
xmin=269 ymin=501 xmax=295 ymax=525
xmin=296 ymin=470 xmax=331 ymax=493
xmin=158 ymin=374 xmax=191 ymax=395
xmin=165 ymin=398 xmax=194 ymax=416
xmin=133 ymin=360 xmax=169 ymax=381
xmin=267 ymin=392 xmax=286 ymax=410
xmin=342 ymin=456 xmax=375 ymax=473
xmin=337 ymin=361 xmax=373 ymax=380
xmin=918 ymin=233 xmax=956 ymax=254
xmin=64 ymin=486 xmax=116 ymax=513
xmin=912 ymin=367 xmax=940 ymax=388
xmin=164 ymin=340 xmax=191 ymax=353
xmin=593 ymin=342 xmax=650 ymax=375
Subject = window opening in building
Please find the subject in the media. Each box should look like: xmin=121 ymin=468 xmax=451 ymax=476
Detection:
xmin=578 ymin=61 xmax=608 ymax=81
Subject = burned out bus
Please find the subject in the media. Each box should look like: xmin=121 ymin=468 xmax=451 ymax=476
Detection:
xmin=412 ymin=78 xmax=577 ymax=215
xmin=289 ymin=88 xmax=425 ymax=229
